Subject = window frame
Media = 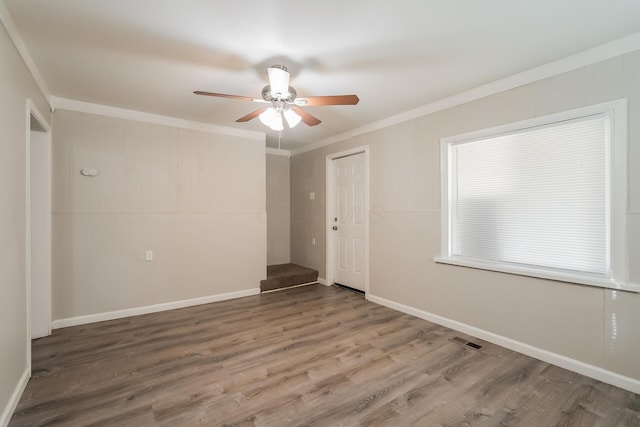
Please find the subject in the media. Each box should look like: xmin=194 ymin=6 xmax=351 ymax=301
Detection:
xmin=434 ymin=99 xmax=638 ymax=293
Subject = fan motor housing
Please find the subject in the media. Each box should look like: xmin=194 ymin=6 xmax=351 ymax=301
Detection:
xmin=262 ymin=85 xmax=297 ymax=103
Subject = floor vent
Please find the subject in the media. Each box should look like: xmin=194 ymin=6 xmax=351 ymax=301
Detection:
xmin=450 ymin=336 xmax=483 ymax=351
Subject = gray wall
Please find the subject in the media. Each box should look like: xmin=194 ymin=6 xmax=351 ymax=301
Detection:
xmin=266 ymin=153 xmax=290 ymax=265
xmin=52 ymin=109 xmax=266 ymax=320
xmin=291 ymin=50 xmax=640 ymax=381
xmin=0 ymin=21 xmax=50 ymax=422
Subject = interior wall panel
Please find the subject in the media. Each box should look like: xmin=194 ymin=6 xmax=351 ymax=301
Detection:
xmin=0 ymin=20 xmax=51 ymax=424
xmin=266 ymin=154 xmax=290 ymax=265
xmin=52 ymin=110 xmax=266 ymax=320
xmin=290 ymin=49 xmax=640 ymax=381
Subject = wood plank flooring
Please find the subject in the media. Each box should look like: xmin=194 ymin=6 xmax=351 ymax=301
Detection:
xmin=10 ymin=284 xmax=640 ymax=426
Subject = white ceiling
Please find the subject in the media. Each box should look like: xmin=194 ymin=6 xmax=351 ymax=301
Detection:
xmin=5 ymin=0 xmax=640 ymax=150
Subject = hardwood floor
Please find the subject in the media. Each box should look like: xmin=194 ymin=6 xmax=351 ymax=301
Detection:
xmin=10 ymin=284 xmax=640 ymax=426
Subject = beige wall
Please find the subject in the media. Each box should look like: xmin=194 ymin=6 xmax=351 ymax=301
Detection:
xmin=291 ymin=50 xmax=640 ymax=381
xmin=291 ymin=153 xmax=325 ymax=272
xmin=0 ymin=21 xmax=50 ymax=422
xmin=52 ymin=110 xmax=266 ymax=320
xmin=266 ymin=153 xmax=290 ymax=265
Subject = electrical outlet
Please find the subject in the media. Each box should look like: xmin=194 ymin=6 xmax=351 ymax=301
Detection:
xmin=145 ymin=250 xmax=153 ymax=262
xmin=309 ymin=192 xmax=315 ymax=200
xmin=312 ymin=238 xmax=316 ymax=246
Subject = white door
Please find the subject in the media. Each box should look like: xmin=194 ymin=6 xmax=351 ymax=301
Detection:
xmin=333 ymin=153 xmax=366 ymax=291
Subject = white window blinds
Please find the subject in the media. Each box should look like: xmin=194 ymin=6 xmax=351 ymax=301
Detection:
xmin=450 ymin=114 xmax=608 ymax=275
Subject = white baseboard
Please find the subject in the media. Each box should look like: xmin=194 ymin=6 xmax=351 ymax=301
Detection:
xmin=318 ymin=277 xmax=328 ymax=286
xmin=52 ymin=288 xmax=260 ymax=329
xmin=0 ymin=368 xmax=29 ymax=427
xmin=366 ymin=293 xmax=640 ymax=395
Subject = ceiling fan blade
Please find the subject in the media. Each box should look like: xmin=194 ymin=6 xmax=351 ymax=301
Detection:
xmin=294 ymin=95 xmax=359 ymax=106
xmin=236 ymin=107 xmax=268 ymax=122
xmin=292 ymin=106 xmax=321 ymax=126
xmin=194 ymin=91 xmax=265 ymax=103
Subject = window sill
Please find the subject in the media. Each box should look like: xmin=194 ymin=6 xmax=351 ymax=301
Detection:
xmin=433 ymin=256 xmax=640 ymax=293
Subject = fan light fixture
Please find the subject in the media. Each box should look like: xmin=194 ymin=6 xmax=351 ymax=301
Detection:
xmin=257 ymin=66 xmax=303 ymax=131
xmin=259 ymin=102 xmax=301 ymax=131
xmin=267 ymin=66 xmax=290 ymax=98
xmin=284 ymin=109 xmax=302 ymax=127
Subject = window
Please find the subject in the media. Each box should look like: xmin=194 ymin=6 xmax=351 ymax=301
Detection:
xmin=435 ymin=100 xmax=637 ymax=292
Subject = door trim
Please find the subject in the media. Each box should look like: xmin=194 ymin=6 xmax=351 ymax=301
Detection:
xmin=325 ymin=146 xmax=370 ymax=295
xmin=25 ymin=98 xmax=51 ymax=373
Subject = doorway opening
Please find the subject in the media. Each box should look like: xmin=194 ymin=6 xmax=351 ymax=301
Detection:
xmin=26 ymin=99 xmax=52 ymax=374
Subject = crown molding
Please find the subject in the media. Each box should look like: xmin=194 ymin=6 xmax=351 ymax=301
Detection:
xmin=266 ymin=147 xmax=291 ymax=157
xmin=291 ymin=32 xmax=640 ymax=156
xmin=51 ymin=97 xmax=266 ymax=141
xmin=0 ymin=1 xmax=52 ymax=108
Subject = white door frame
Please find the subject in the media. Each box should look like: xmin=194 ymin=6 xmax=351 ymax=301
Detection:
xmin=325 ymin=146 xmax=370 ymax=295
xmin=25 ymin=98 xmax=51 ymax=372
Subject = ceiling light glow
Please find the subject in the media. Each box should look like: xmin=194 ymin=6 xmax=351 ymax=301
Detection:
xmin=260 ymin=106 xmax=301 ymax=131
xmin=284 ymin=109 xmax=302 ymax=128
xmin=259 ymin=108 xmax=276 ymax=127
xmin=270 ymin=111 xmax=284 ymax=131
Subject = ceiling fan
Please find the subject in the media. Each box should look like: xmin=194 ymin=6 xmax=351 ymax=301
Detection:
xmin=194 ymin=65 xmax=359 ymax=131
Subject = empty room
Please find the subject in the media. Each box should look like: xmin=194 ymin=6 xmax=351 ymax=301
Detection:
xmin=1 ymin=1 xmax=640 ymax=425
